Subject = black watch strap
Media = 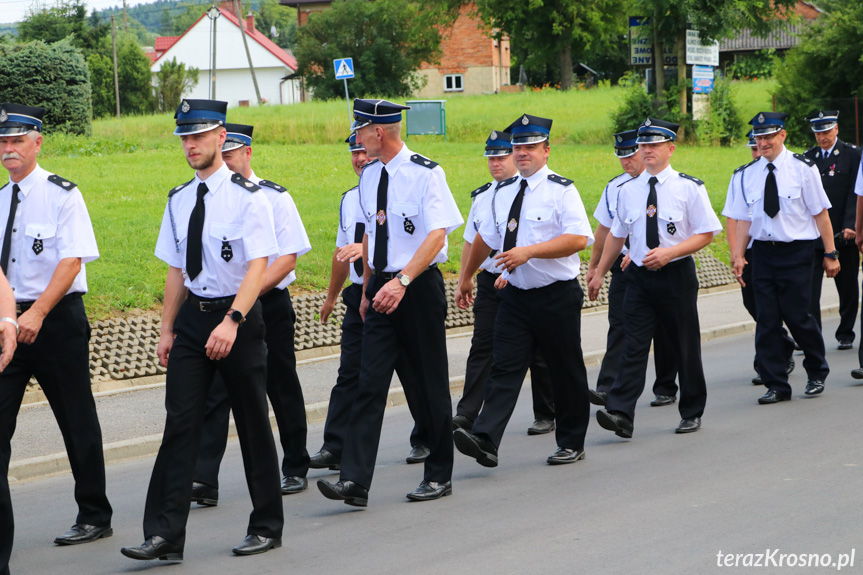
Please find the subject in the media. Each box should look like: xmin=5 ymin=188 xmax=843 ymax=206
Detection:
xmin=227 ymin=308 xmax=246 ymax=324
xmin=823 ymin=250 xmax=840 ymax=260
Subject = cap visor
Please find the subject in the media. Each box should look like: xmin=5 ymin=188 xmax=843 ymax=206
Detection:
xmin=751 ymin=126 xmax=781 ymax=137
xmin=811 ymin=122 xmax=837 ymax=133
xmin=222 ymin=141 xmax=245 ymax=152
xmin=636 ymin=134 xmax=672 ymax=144
xmin=350 ymin=119 xmax=371 ymax=132
xmin=511 ymin=134 xmax=548 ymax=145
xmin=484 ymin=149 xmax=512 ymax=157
xmin=0 ymin=126 xmax=35 ymax=137
xmin=614 ymin=147 xmax=638 ymax=158
xmin=174 ymin=123 xmax=222 ymax=136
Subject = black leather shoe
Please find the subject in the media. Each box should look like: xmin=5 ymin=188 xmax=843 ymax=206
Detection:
xmin=758 ymin=390 xmax=791 ymax=404
xmin=838 ymin=340 xmax=853 ymax=350
xmin=406 ymin=480 xmax=452 ymax=501
xmin=406 ymin=445 xmax=430 ymax=464
xmin=752 ymin=374 xmax=763 ymax=385
xmin=588 ymin=389 xmax=607 ymax=406
xmin=453 ymin=428 xmax=498 ymax=467
xmin=191 ymin=482 xmax=218 ymax=507
xmin=527 ymin=419 xmax=555 ymax=435
xmin=121 ymin=536 xmax=183 ymax=561
xmin=650 ymin=394 xmax=676 ymax=407
xmin=852 ymin=368 xmax=863 ymax=380
xmin=546 ymin=448 xmax=585 ymax=465
xmin=281 ymin=476 xmax=307 ymax=495
xmin=675 ymin=417 xmax=701 ymax=433
xmin=232 ymin=534 xmax=282 ymax=556
xmin=54 ymin=523 xmax=113 ymax=545
xmin=317 ymin=479 xmax=368 ymax=507
xmin=786 ymin=358 xmax=795 ymax=375
xmin=452 ymin=414 xmax=472 ymax=431
xmin=804 ymin=379 xmax=825 ymax=396
xmin=309 ymin=449 xmax=341 ymax=470
xmin=596 ymin=410 xmax=633 ymax=438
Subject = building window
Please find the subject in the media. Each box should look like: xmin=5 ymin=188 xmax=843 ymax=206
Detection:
xmin=444 ymin=74 xmax=463 ymax=92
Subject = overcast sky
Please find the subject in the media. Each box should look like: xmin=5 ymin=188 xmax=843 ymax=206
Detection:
xmin=0 ymin=0 xmax=157 ymax=25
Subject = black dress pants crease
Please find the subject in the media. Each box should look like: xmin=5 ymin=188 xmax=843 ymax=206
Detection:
xmin=472 ymin=279 xmax=590 ymax=450
xmin=339 ymin=268 xmax=453 ymax=490
xmin=194 ymin=288 xmax=310 ymax=488
xmin=143 ymin=298 xmax=283 ymax=546
xmin=605 ymin=258 xmax=706 ymax=422
xmin=0 ymin=295 xmax=111 ymax=575
xmin=458 ymin=270 xmax=555 ymax=423
xmin=740 ymin=248 xmax=796 ymax=370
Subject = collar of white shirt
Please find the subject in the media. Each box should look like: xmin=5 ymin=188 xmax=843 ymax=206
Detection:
xmin=758 ymin=146 xmax=789 ymax=172
xmin=822 ymin=141 xmax=836 ymax=157
xmin=522 ymin=163 xmax=551 ymax=191
xmin=7 ymin=163 xmax=46 ymax=198
xmin=195 ymin=162 xmax=230 ymax=194
xmin=641 ymin=163 xmax=674 ymax=186
xmin=381 ymin=143 xmax=411 ymax=178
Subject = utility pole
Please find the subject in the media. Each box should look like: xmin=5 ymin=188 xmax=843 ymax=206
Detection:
xmin=122 ymin=0 xmax=128 ymax=32
xmin=111 ymin=16 xmax=121 ymax=118
xmin=206 ymin=5 xmax=221 ymax=99
xmin=233 ymin=0 xmax=262 ymax=105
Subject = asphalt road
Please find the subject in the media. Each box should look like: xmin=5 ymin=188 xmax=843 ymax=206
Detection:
xmin=8 ymin=316 xmax=863 ymax=575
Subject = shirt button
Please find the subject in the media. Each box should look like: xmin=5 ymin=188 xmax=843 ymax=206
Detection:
xmin=11 ymin=229 xmax=15 ymax=233
xmin=202 ymin=287 xmax=207 ymax=291
xmin=11 ymin=259 xmax=14 ymax=263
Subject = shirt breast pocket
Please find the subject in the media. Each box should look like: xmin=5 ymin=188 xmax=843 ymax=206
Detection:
xmin=392 ymin=202 xmax=420 ymax=236
xmin=658 ymin=208 xmax=684 ymax=223
xmin=209 ymin=222 xmax=244 ymax=263
xmin=24 ymin=223 xmax=57 ymax=260
xmin=623 ymin=209 xmax=642 ymax=233
xmin=779 ymin=184 xmax=804 ymax=216
xmin=524 ymin=207 xmax=554 ymax=243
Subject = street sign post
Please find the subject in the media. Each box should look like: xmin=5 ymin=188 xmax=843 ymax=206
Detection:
xmin=334 ymin=58 xmax=355 ymax=122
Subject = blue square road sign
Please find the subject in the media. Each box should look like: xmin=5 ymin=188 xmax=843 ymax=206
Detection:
xmin=334 ymin=58 xmax=355 ymax=80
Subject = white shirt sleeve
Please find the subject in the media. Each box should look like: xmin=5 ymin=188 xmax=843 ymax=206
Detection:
xmin=154 ymin=200 xmax=183 ymax=268
xmin=593 ymin=184 xmax=614 ymax=229
xmin=463 ymin=198 xmax=480 ymax=244
xmin=689 ymin=184 xmax=723 ymax=235
xmin=422 ymin=166 xmax=464 ymax=234
xmin=560 ymin=186 xmax=595 ymax=245
xmin=56 ymin=189 xmax=99 ymax=263
xmin=241 ymin=191 xmax=279 ymax=260
xmin=273 ymin=192 xmax=311 ymax=258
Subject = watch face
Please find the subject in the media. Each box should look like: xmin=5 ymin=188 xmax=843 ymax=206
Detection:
xmin=399 ymin=275 xmax=410 ymax=286
xmin=231 ymin=310 xmax=244 ymax=323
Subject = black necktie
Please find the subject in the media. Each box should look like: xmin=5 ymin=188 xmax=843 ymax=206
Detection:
xmin=186 ymin=183 xmax=207 ymax=281
xmin=823 ymin=150 xmax=829 ymax=160
xmin=646 ymin=176 xmax=659 ymax=250
xmin=0 ymin=184 xmax=19 ymax=275
xmin=353 ymin=222 xmax=365 ymax=277
xmin=373 ymin=168 xmax=389 ymax=273
xmin=764 ymin=163 xmax=779 ymax=218
xmin=503 ymin=179 xmax=528 ymax=252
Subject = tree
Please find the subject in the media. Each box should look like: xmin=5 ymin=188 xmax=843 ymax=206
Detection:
xmin=253 ymin=0 xmax=298 ymax=51
xmin=295 ymin=0 xmax=445 ymax=99
xmin=473 ymin=0 xmax=627 ymax=90
xmin=17 ymin=0 xmax=87 ymax=44
xmin=154 ymin=57 xmax=200 ymax=112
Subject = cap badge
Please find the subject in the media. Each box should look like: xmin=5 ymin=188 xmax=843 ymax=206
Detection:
xmin=181 ymin=100 xmax=191 ymax=113
xmin=490 ymin=132 xmax=497 ymax=140
xmin=757 ymin=113 xmax=765 ymax=124
xmin=644 ymin=118 xmax=651 ymax=127
xmin=819 ymin=111 xmax=824 ymax=118
xmin=521 ymin=115 xmax=529 ymax=125
xmin=616 ymin=135 xmax=622 ymax=143
xmin=0 ymin=109 xmax=7 ymax=124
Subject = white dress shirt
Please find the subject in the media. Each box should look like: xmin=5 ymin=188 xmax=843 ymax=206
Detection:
xmin=728 ymin=147 xmax=831 ymax=243
xmin=336 ymin=185 xmax=365 ymax=285
xmin=611 ymin=164 xmax=721 ymax=267
xmin=155 ymin=163 xmax=278 ymax=298
xmin=357 ymin=144 xmax=463 ymax=272
xmin=464 ymin=179 xmax=512 ymax=274
xmin=594 ymin=171 xmax=637 ymax=257
xmin=722 ymin=162 xmax=753 ymax=220
xmin=478 ymin=164 xmax=594 ymax=290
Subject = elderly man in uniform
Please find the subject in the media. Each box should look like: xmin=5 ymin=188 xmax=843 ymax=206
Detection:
xmin=122 ymin=100 xmax=283 ymax=561
xmin=804 ymin=111 xmax=862 ymax=350
xmin=454 ymin=114 xmax=593 ymax=468
xmin=586 ymin=129 xmax=678 ymax=408
xmin=0 ymin=103 xmax=108 ymax=575
xmin=453 ymin=129 xmax=556 ymax=435
xmin=730 ymin=112 xmax=838 ymax=404
xmin=312 ymin=132 xmax=429 ymax=471
xmin=317 ymin=99 xmax=463 ymax=506
xmin=589 ymin=118 xmax=721 ymax=437
xmin=190 ymin=123 xmax=312 ymax=506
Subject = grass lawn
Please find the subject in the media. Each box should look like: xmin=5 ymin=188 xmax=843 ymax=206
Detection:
xmin=36 ymin=79 xmax=786 ymax=318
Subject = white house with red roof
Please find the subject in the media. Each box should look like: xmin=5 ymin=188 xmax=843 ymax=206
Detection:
xmin=150 ymin=1 xmax=300 ymax=106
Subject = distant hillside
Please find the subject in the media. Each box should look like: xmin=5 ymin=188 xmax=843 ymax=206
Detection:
xmin=97 ymin=0 xmax=270 ymax=34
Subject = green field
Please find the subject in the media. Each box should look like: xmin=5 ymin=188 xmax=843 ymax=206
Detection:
xmin=35 ymin=80 xmax=785 ymax=318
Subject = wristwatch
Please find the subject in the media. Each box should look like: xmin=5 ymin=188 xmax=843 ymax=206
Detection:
xmin=823 ymin=250 xmax=840 ymax=260
xmin=226 ymin=308 xmax=246 ymax=324
xmin=396 ymin=273 xmax=411 ymax=287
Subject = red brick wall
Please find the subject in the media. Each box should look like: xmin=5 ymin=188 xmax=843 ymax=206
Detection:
xmin=421 ymin=3 xmax=500 ymax=72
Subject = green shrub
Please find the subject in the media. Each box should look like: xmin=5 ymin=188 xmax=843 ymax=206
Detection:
xmin=697 ymin=78 xmax=742 ymax=146
xmin=610 ymin=72 xmax=653 ymax=133
xmin=0 ymin=39 xmax=92 ymax=135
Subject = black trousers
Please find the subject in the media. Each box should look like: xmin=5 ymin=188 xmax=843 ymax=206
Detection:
xmin=320 ymin=283 xmax=425 ymax=457
xmin=143 ymin=298 xmax=283 ymax=546
xmin=596 ymin=255 xmax=678 ymax=397
xmin=340 ymin=268 xmax=452 ymax=489
xmin=606 ymin=258 xmax=706 ymax=422
xmin=752 ymin=240 xmax=828 ymax=395
xmin=457 ymin=270 xmax=555 ymax=423
xmin=810 ymin=243 xmax=859 ymax=344
xmin=472 ymin=279 xmax=589 ymax=451
xmin=0 ymin=294 xmax=111 ymax=575
xmin=194 ymin=288 xmax=309 ymax=488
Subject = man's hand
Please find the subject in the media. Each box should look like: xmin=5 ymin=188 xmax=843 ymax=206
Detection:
xmin=620 ymin=254 xmax=632 ymax=271
xmin=641 ymin=247 xmax=675 ymax=270
xmin=585 ymin=267 xmax=597 ymax=286
xmin=0 ymin=321 xmax=16 ymax=371
xmin=17 ymin=308 xmax=46 ymax=345
xmin=372 ymin=278 xmax=406 ymax=314
xmin=455 ymin=277 xmax=475 ymax=310
xmin=205 ymin=317 xmax=239 ymax=360
xmin=336 ymin=242 xmax=363 ymax=263
xmin=823 ymin=257 xmax=840 ymax=278
xmin=359 ymin=294 xmax=370 ymax=321
xmin=732 ymin=254 xmax=748 ymax=287
xmin=157 ymin=331 xmax=175 ymax=367
xmin=493 ymin=246 xmax=532 ymax=273
xmin=320 ymin=298 xmax=336 ymax=324
xmin=587 ymin=272 xmax=604 ymax=301
xmin=494 ymin=275 xmax=508 ymax=290
xmin=843 ymin=228 xmax=856 ymax=241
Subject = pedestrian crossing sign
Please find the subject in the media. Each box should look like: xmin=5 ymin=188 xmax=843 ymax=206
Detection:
xmin=334 ymin=58 xmax=355 ymax=80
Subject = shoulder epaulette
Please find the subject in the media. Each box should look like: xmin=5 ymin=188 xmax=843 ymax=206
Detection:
xmin=793 ymin=153 xmax=814 ymax=166
xmin=847 ymin=143 xmax=858 ymax=150
xmin=0 ymin=183 xmax=7 ymax=192
xmin=733 ymin=159 xmax=758 ymax=174
xmin=258 ymin=179 xmax=286 ymax=193
xmin=547 ymin=174 xmax=573 ymax=186
xmin=47 ymin=174 xmax=76 ymax=190
xmin=608 ymin=172 xmax=625 ymax=184
xmin=168 ymin=178 xmax=194 ymax=197
xmin=471 ymin=182 xmax=493 ymax=198
xmin=496 ymin=175 xmax=519 ymax=189
xmin=803 ymin=146 xmax=819 ymax=157
xmin=679 ymin=172 xmax=704 ymax=185
xmin=343 ymin=185 xmax=358 ymax=196
xmin=410 ymin=154 xmax=438 ymax=169
xmin=616 ymin=175 xmax=637 ymax=188
xmin=362 ymin=159 xmax=380 ymax=170
xmin=231 ymin=173 xmax=261 ymax=192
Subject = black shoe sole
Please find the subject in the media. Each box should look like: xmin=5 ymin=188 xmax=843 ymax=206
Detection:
xmin=758 ymin=396 xmax=791 ymax=404
xmin=406 ymin=487 xmax=453 ymax=501
xmin=281 ymin=486 xmax=307 ymax=495
xmin=649 ymin=398 xmax=676 ymax=407
xmin=309 ymin=462 xmax=341 ymax=471
xmin=191 ymin=498 xmax=218 ymax=507
xmin=596 ymin=411 xmax=633 ymax=438
xmin=405 ymin=455 xmax=429 ymax=464
xmin=675 ymin=425 xmax=701 ymax=434
xmin=120 ymin=548 xmax=184 ymax=561
xmin=852 ymin=369 xmax=863 ymax=380
xmin=453 ymin=430 xmax=498 ymax=467
xmin=54 ymin=527 xmax=113 ymax=546
xmin=527 ymin=425 xmax=555 ymax=436
xmin=588 ymin=390 xmax=606 ymax=406
xmin=316 ymin=481 xmax=368 ymax=507
xmin=546 ymin=451 xmax=585 ymax=465
xmin=232 ymin=539 xmax=282 ymax=556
